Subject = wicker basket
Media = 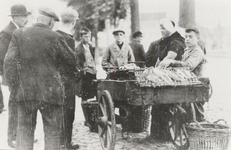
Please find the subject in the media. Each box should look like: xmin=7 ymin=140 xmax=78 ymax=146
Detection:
xmin=186 ymin=120 xmax=231 ymax=150
xmin=82 ymin=101 xmax=98 ymax=133
xmin=129 ymin=105 xmax=152 ymax=133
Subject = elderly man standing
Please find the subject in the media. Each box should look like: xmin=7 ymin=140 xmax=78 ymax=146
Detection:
xmin=0 ymin=4 xmax=30 ymax=148
xmin=4 ymin=6 xmax=76 ymax=150
xmin=56 ymin=7 xmax=80 ymax=150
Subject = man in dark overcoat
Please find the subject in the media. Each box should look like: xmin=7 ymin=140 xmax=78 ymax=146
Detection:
xmin=129 ymin=31 xmax=145 ymax=67
xmin=56 ymin=7 xmax=80 ymax=149
xmin=4 ymin=6 xmax=76 ymax=150
xmin=0 ymin=4 xmax=30 ymax=147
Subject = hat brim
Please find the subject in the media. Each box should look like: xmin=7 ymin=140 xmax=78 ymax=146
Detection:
xmin=113 ymin=30 xmax=125 ymax=35
xmin=8 ymin=12 xmax=31 ymax=16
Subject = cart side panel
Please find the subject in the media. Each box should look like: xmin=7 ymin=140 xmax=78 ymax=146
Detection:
xmin=128 ymin=84 xmax=210 ymax=106
xmin=96 ymin=80 xmax=129 ymax=102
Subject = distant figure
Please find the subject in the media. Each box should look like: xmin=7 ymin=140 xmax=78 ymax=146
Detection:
xmin=4 ymin=6 xmax=76 ymax=150
xmin=56 ymin=7 xmax=80 ymax=150
xmin=101 ymin=29 xmax=135 ymax=69
xmin=0 ymin=4 xmax=30 ymax=148
xmin=75 ymin=27 xmax=97 ymax=130
xmin=129 ymin=31 xmax=145 ymax=67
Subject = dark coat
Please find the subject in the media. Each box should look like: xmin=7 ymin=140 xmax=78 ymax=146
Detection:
xmin=4 ymin=23 xmax=76 ymax=105
xmin=145 ymin=31 xmax=186 ymax=67
xmin=75 ymin=42 xmax=95 ymax=97
xmin=129 ymin=40 xmax=145 ymax=67
xmin=75 ymin=42 xmax=95 ymax=70
xmin=0 ymin=22 xmax=17 ymax=85
xmin=56 ymin=30 xmax=79 ymax=83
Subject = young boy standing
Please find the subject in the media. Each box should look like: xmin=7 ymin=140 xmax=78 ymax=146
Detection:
xmin=101 ymin=29 xmax=135 ymax=69
xmin=160 ymin=27 xmax=206 ymax=121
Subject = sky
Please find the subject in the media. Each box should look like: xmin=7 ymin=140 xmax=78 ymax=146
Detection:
xmin=0 ymin=0 xmax=231 ymax=29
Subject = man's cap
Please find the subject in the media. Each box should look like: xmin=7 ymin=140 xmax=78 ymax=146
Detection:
xmin=132 ymin=31 xmax=143 ymax=38
xmin=38 ymin=6 xmax=59 ymax=22
xmin=112 ymin=29 xmax=125 ymax=35
xmin=60 ymin=7 xmax=79 ymax=22
xmin=80 ymin=27 xmax=91 ymax=35
xmin=185 ymin=27 xmax=200 ymax=35
xmin=9 ymin=4 xmax=31 ymax=16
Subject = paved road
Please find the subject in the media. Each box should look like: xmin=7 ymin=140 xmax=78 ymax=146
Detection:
xmin=0 ymin=56 xmax=231 ymax=150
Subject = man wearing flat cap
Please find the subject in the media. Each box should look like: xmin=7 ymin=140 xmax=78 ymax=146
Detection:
xmin=129 ymin=31 xmax=145 ymax=67
xmin=4 ymin=6 xmax=77 ymax=150
xmin=0 ymin=4 xmax=30 ymax=148
xmin=102 ymin=29 xmax=135 ymax=69
xmin=56 ymin=7 xmax=80 ymax=150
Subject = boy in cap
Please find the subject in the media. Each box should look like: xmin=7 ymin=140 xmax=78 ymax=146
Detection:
xmin=0 ymin=4 xmax=30 ymax=148
xmin=4 ymin=6 xmax=76 ymax=150
xmin=129 ymin=31 xmax=145 ymax=67
xmin=101 ymin=29 xmax=135 ymax=69
xmin=75 ymin=27 xmax=97 ymax=131
xmin=56 ymin=7 xmax=80 ymax=149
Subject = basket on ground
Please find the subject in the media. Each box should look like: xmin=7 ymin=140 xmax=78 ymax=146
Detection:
xmin=129 ymin=105 xmax=152 ymax=133
xmin=186 ymin=121 xmax=231 ymax=150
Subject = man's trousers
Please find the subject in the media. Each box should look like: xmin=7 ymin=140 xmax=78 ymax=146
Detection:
xmin=16 ymin=101 xmax=63 ymax=150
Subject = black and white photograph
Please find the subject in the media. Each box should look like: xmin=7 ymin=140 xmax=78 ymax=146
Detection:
xmin=0 ymin=0 xmax=231 ymax=150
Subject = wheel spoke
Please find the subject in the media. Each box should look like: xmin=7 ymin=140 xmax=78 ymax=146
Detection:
xmin=100 ymin=126 xmax=107 ymax=138
xmin=99 ymin=103 xmax=107 ymax=117
xmin=174 ymin=122 xmax=178 ymax=141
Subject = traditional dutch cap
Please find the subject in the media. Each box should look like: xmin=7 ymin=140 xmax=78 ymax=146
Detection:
xmin=38 ymin=6 xmax=59 ymax=22
xmin=60 ymin=7 xmax=79 ymax=22
xmin=9 ymin=4 xmax=31 ymax=16
xmin=132 ymin=31 xmax=143 ymax=38
xmin=159 ymin=18 xmax=175 ymax=33
xmin=112 ymin=29 xmax=125 ymax=35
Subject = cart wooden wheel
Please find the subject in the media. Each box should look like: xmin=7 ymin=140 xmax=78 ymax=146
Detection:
xmin=168 ymin=105 xmax=189 ymax=150
xmin=97 ymin=90 xmax=116 ymax=150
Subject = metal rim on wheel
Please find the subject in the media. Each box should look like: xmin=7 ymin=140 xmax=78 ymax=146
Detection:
xmin=168 ymin=105 xmax=189 ymax=150
xmin=97 ymin=90 xmax=116 ymax=150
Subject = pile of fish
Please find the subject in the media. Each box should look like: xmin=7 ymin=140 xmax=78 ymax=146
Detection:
xmin=119 ymin=63 xmax=140 ymax=70
xmin=138 ymin=67 xmax=201 ymax=86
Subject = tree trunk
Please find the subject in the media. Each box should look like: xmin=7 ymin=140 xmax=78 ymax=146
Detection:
xmin=179 ymin=0 xmax=196 ymax=28
xmin=130 ymin=0 xmax=140 ymax=34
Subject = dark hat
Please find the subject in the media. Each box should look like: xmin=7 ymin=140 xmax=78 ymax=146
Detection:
xmin=132 ymin=31 xmax=143 ymax=38
xmin=38 ymin=6 xmax=59 ymax=22
xmin=9 ymin=4 xmax=30 ymax=16
xmin=60 ymin=8 xmax=79 ymax=22
xmin=112 ymin=29 xmax=125 ymax=35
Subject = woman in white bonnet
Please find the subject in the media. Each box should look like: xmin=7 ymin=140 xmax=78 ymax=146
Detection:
xmin=145 ymin=18 xmax=186 ymax=141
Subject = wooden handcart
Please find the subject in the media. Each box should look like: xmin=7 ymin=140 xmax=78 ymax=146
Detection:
xmin=93 ymin=70 xmax=211 ymax=150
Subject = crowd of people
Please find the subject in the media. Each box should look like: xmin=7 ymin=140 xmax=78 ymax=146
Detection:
xmin=0 ymin=3 xmax=206 ymax=150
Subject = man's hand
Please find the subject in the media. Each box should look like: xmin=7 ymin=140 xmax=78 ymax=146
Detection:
xmin=158 ymin=59 xmax=174 ymax=68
